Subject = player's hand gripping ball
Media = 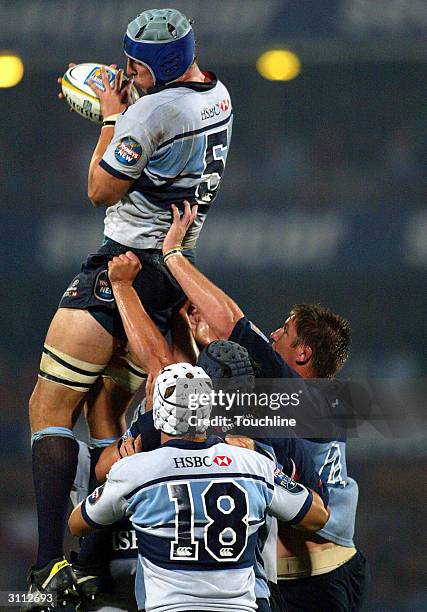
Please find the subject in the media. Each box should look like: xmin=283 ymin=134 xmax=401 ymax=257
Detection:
xmin=61 ymin=63 xmax=140 ymax=123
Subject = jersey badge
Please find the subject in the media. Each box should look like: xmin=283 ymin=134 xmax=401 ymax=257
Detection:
xmin=114 ymin=137 xmax=143 ymax=166
xmin=274 ymin=468 xmax=304 ymax=493
xmin=94 ymin=269 xmax=114 ymax=302
xmin=63 ymin=277 xmax=79 ymax=299
xmin=88 ymin=484 xmax=105 ymax=505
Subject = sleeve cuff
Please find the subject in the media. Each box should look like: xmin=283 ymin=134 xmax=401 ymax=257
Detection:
xmin=228 ymin=316 xmax=247 ymax=343
xmin=99 ymin=159 xmax=135 ymax=181
xmin=81 ymin=500 xmax=107 ymax=529
xmin=287 ymin=489 xmax=313 ymax=526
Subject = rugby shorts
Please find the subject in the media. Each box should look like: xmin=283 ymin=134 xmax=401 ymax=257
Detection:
xmin=278 ymin=550 xmax=370 ymax=612
xmin=59 ymin=237 xmax=195 ymax=338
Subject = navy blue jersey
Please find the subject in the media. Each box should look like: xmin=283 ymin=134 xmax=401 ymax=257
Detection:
xmin=229 ymin=317 xmax=300 ymax=379
xmin=229 ymin=317 xmax=358 ymax=547
xmin=259 ymin=439 xmax=329 ymax=507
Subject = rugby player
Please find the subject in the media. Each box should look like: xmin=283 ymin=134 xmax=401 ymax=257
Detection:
xmin=69 ymin=252 xmax=327 ymax=611
xmin=154 ymin=201 xmax=369 ymax=611
xmin=26 ymin=7 xmax=232 ymax=607
xmin=69 ymin=364 xmax=329 ymax=612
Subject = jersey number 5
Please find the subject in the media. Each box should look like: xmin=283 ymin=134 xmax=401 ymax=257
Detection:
xmin=168 ymin=479 xmax=249 ymax=562
xmin=196 ymin=128 xmax=228 ymax=204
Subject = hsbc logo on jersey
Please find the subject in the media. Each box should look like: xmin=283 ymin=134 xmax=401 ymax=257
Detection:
xmin=213 ymin=455 xmax=232 ymax=467
xmin=173 ymin=455 xmax=232 ymax=468
xmin=200 ymin=98 xmax=231 ymax=121
xmin=219 ymin=98 xmax=230 ymax=111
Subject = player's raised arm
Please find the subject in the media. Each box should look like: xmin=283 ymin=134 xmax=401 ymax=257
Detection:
xmin=87 ymin=66 xmax=135 ymax=206
xmin=163 ymin=202 xmax=244 ymax=339
xmin=108 ymin=252 xmax=173 ymax=375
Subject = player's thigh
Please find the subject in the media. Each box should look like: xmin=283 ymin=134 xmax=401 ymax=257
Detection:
xmin=85 ymin=375 xmax=134 ymax=439
xmin=45 ymin=308 xmax=116 ymax=361
xmin=30 ymin=308 xmax=117 ymax=431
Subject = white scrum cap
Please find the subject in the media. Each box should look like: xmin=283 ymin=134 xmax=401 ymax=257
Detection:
xmin=152 ymin=362 xmax=213 ymax=435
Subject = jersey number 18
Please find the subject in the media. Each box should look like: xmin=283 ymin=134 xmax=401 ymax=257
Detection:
xmin=168 ymin=479 xmax=249 ymax=562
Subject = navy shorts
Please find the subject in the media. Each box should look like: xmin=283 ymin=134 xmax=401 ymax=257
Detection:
xmin=269 ymin=581 xmax=288 ymax=612
xmin=256 ymin=597 xmax=272 ymax=612
xmin=59 ymin=238 xmax=195 ymax=338
xmin=278 ymin=550 xmax=370 ymax=612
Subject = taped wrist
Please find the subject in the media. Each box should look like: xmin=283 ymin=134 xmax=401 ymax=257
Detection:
xmin=163 ymin=246 xmax=184 ymax=264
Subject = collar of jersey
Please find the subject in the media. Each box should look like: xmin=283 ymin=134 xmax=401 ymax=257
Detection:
xmin=147 ymin=71 xmax=217 ymax=95
xmin=161 ymin=435 xmax=223 ymax=450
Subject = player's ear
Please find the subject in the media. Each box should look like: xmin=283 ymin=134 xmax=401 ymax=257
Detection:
xmin=295 ymin=344 xmax=312 ymax=366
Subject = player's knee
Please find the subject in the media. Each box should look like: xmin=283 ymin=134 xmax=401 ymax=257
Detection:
xmin=38 ymin=344 xmax=107 ymax=392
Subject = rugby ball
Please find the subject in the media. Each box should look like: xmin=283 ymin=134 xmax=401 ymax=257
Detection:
xmin=61 ymin=63 xmax=140 ymax=124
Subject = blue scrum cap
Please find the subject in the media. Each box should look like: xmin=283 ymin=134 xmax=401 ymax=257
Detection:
xmin=123 ymin=8 xmax=195 ymax=85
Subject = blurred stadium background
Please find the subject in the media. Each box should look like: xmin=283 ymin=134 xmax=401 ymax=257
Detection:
xmin=1 ymin=1 xmax=426 ymax=609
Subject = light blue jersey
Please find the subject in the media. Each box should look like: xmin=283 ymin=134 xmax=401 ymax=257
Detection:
xmin=82 ymin=436 xmax=312 ymax=612
xmin=100 ymin=74 xmax=232 ymax=249
xmin=302 ymin=439 xmax=358 ymax=547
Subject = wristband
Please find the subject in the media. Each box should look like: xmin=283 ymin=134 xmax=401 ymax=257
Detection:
xmin=102 ymin=113 xmax=119 ymax=128
xmin=163 ymin=245 xmax=183 ymax=257
xmin=163 ymin=247 xmax=184 ymax=264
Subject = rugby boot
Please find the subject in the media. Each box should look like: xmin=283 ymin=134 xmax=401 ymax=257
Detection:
xmin=21 ymin=557 xmax=79 ymax=611
xmin=71 ymin=554 xmax=113 ymax=611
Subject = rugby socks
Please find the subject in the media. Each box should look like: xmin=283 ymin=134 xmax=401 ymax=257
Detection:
xmin=32 ymin=429 xmax=79 ymax=569
xmin=76 ymin=446 xmax=112 ymax=567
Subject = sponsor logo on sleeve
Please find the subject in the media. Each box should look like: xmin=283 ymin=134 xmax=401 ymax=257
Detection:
xmin=88 ymin=484 xmax=105 ymax=505
xmin=114 ymin=137 xmax=143 ymax=166
xmin=274 ymin=468 xmax=304 ymax=493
